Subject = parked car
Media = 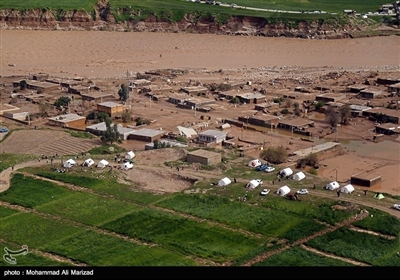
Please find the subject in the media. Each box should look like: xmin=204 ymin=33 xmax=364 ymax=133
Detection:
xmin=393 ymin=204 xmax=400 ymax=211
xmin=296 ymin=189 xmax=309 ymax=195
xmin=256 ymin=164 xmax=268 ymax=171
xmin=264 ymin=166 xmax=275 ymax=173
xmin=260 ymin=189 xmax=270 ymax=196
xmin=0 ymin=127 xmax=8 ymax=133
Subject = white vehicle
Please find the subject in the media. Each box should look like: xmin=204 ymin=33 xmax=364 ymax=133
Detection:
xmin=393 ymin=204 xmax=400 ymax=211
xmin=256 ymin=179 xmax=263 ymax=185
xmin=296 ymin=189 xmax=309 ymax=195
xmin=264 ymin=166 xmax=275 ymax=173
xmin=260 ymin=189 xmax=270 ymax=196
xmin=231 ymin=3 xmax=237 ymax=7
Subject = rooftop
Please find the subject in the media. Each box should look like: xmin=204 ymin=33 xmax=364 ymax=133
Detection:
xmin=187 ymin=149 xmax=221 ymax=158
xmin=98 ymin=101 xmax=123 ymax=108
xmin=129 ymin=128 xmax=165 ymax=137
xmin=199 ymin=129 xmax=227 ymax=138
xmin=48 ymin=113 xmax=86 ymax=123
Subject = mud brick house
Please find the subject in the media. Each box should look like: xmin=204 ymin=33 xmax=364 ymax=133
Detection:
xmin=277 ymin=118 xmax=314 ymax=136
xmin=48 ymin=113 xmax=86 ymax=129
xmin=130 ymin=79 xmax=151 ymax=88
xmin=315 ymin=93 xmax=346 ymax=103
xmin=254 ymin=102 xmax=279 ymax=111
xmin=351 ymin=171 xmax=382 ymax=188
xmin=68 ymin=85 xmax=90 ymax=95
xmin=198 ymin=129 xmax=227 ymax=144
xmin=388 ymin=82 xmax=400 ymax=95
xmin=347 ymin=84 xmax=369 ymax=93
xmin=237 ymin=92 xmax=266 ymax=104
xmin=127 ymin=128 xmax=165 ymax=142
xmin=238 ymin=114 xmax=280 ymax=129
xmin=349 ymin=105 xmax=371 ymax=117
xmin=15 ymin=80 xmax=60 ymax=93
xmin=375 ymin=123 xmax=400 ymax=135
xmin=97 ymin=101 xmax=125 ymax=117
xmin=81 ymin=92 xmax=114 ymax=102
xmin=186 ymin=149 xmax=221 ymax=166
xmin=180 ymin=86 xmax=208 ymax=95
xmin=362 ymin=108 xmax=400 ymax=124
xmin=359 ymin=88 xmax=383 ymax=99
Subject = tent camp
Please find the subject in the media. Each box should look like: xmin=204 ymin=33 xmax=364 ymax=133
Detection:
xmin=248 ymin=159 xmax=262 ymax=168
xmin=279 ymin=167 xmax=293 ymax=177
xmin=374 ymin=193 xmax=385 ymax=200
xmin=245 ymin=179 xmax=261 ymax=189
xmin=218 ymin=177 xmax=232 ymax=187
xmin=276 ymin=185 xmax=291 ymax=196
xmin=97 ymin=159 xmax=109 ymax=168
xmin=83 ymin=158 xmax=94 ymax=167
xmin=293 ymin=171 xmax=306 ymax=181
xmin=121 ymin=161 xmax=133 ymax=170
xmin=325 ymin=181 xmax=340 ymax=190
xmin=63 ymin=159 xmax=76 ymax=168
xmin=341 ymin=184 xmax=355 ymax=194
xmin=125 ymin=151 xmax=135 ymax=159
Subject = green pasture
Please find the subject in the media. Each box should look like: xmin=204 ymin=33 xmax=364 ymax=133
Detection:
xmin=0 ymin=213 xmax=83 ymax=248
xmin=101 ymin=207 xmax=264 ymax=263
xmin=0 ymin=0 xmax=97 ymax=11
xmin=0 ymin=206 xmax=19 ymax=219
xmin=353 ymin=208 xmax=400 ymax=236
xmin=253 ymin=245 xmax=354 ymax=266
xmin=0 ymin=153 xmax=37 ymax=171
xmin=22 ymin=167 xmax=164 ymax=205
xmin=0 ymin=241 xmax=71 ymax=266
xmin=155 ymin=193 xmax=325 ymax=241
xmin=305 ymin=227 xmax=400 ymax=266
xmin=37 ymin=192 xmax=138 ymax=226
xmin=41 ymin=230 xmax=198 ymax=266
xmin=0 ymin=174 xmax=73 ymax=208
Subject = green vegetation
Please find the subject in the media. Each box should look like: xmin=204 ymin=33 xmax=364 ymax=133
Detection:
xmin=0 ymin=153 xmax=37 ymax=171
xmin=254 ymin=245 xmax=354 ymax=266
xmin=306 ymin=227 xmax=400 ymax=266
xmin=66 ymin=130 xmax=94 ymax=139
xmin=0 ymin=0 xmax=98 ymax=11
xmin=87 ymin=144 xmax=126 ymax=155
xmin=41 ymin=230 xmax=197 ymax=266
xmin=53 ymin=96 xmax=71 ymax=107
xmin=353 ymin=208 xmax=400 ymax=236
xmin=260 ymin=146 xmax=288 ymax=164
xmin=0 ymin=206 xmax=19 ymax=219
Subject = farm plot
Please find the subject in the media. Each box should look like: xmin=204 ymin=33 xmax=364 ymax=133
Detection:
xmin=0 ymin=130 xmax=100 ymax=156
xmin=305 ymin=227 xmax=400 ymax=266
xmin=41 ymin=230 xmax=198 ymax=266
xmin=101 ymin=207 xmax=265 ymax=263
xmin=353 ymin=208 xmax=400 ymax=236
xmin=253 ymin=245 xmax=354 ymax=266
xmin=0 ymin=212 xmax=83 ymax=248
xmin=37 ymin=192 xmax=138 ymax=226
xmin=0 ymin=205 xmax=19 ymax=219
xmin=25 ymin=168 xmax=165 ymax=205
xmin=155 ymin=194 xmax=326 ymax=241
xmin=0 ymin=241 xmax=72 ymax=266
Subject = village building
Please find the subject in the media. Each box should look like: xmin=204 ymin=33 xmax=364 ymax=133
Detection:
xmin=168 ymin=92 xmax=190 ymax=105
xmin=349 ymin=104 xmax=372 ymax=117
xmin=236 ymin=92 xmax=266 ymax=104
xmin=238 ymin=113 xmax=280 ymax=129
xmin=130 ymin=79 xmax=151 ymax=88
xmin=218 ymin=90 xmax=240 ymax=100
xmin=388 ymin=82 xmax=400 ymax=95
xmin=97 ymin=101 xmax=125 ymax=117
xmin=13 ymin=80 xmax=60 ymax=93
xmin=198 ymin=129 xmax=227 ymax=144
xmin=68 ymin=85 xmax=90 ymax=95
xmin=81 ymin=92 xmax=115 ymax=102
xmin=347 ymin=84 xmax=369 ymax=93
xmin=186 ymin=149 xmax=222 ymax=165
xmin=180 ymin=86 xmax=208 ymax=95
xmin=375 ymin=123 xmax=400 ymax=135
xmin=45 ymin=78 xmax=63 ymax=85
xmin=277 ymin=117 xmax=314 ymax=136
xmin=48 ymin=113 xmax=86 ymax=129
xmin=145 ymin=139 xmax=188 ymax=150
xmin=362 ymin=107 xmax=400 ymax=124
xmin=60 ymin=79 xmax=81 ymax=89
xmin=254 ymin=102 xmax=280 ymax=111
xmin=3 ymin=109 xmax=30 ymax=121
xmin=141 ymin=85 xmax=172 ymax=94
xmin=351 ymin=171 xmax=382 ymax=188
xmin=315 ymin=93 xmax=346 ymax=103
xmin=181 ymin=97 xmax=216 ymax=109
xmin=127 ymin=128 xmax=165 ymax=142
xmin=359 ymin=87 xmax=383 ymax=99
xmin=376 ymin=77 xmax=400 ymax=86
xmin=86 ymin=122 xmax=136 ymax=140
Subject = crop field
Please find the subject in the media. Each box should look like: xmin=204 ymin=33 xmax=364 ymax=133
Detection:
xmin=253 ymin=245 xmax=354 ymax=266
xmin=352 ymin=208 xmax=400 ymax=236
xmin=305 ymin=227 xmax=400 ymax=266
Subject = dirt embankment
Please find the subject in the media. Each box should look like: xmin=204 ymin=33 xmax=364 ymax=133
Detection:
xmin=0 ymin=0 xmax=398 ymax=39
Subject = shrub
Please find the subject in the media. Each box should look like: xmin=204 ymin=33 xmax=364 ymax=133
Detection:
xmin=260 ymin=146 xmax=288 ymax=164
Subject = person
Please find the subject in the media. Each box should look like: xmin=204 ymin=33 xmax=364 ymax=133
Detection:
xmin=234 ymin=178 xmax=237 ymax=183
xmin=313 ymin=184 xmax=316 ymax=189
xmin=272 ymin=180 xmax=274 ymax=185
xmin=364 ymin=190 xmax=367 ymax=195
xmin=12 ymin=166 xmax=14 ymax=171
xmin=337 ymin=190 xmax=340 ymax=197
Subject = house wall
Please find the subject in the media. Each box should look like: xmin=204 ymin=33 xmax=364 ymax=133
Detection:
xmin=198 ymin=134 xmax=225 ymax=143
xmin=49 ymin=118 xmax=86 ymax=129
xmin=186 ymin=153 xmax=221 ymax=165
xmin=97 ymin=104 xmax=124 ymax=116
xmin=351 ymin=176 xmax=381 ymax=188
xmin=128 ymin=134 xmax=162 ymax=142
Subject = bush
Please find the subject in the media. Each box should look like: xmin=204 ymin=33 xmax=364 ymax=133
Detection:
xmin=260 ymin=146 xmax=288 ymax=164
xmin=297 ymin=153 xmax=318 ymax=169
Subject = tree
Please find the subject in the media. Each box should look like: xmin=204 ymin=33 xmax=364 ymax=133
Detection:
xmin=20 ymin=80 xmax=27 ymax=90
xmin=297 ymin=153 xmax=319 ymax=169
xmin=339 ymin=104 xmax=351 ymax=125
xmin=230 ymin=96 xmax=239 ymax=104
xmin=96 ymin=112 xmax=109 ymax=123
xmin=260 ymin=146 xmax=288 ymax=164
xmin=39 ymin=103 xmax=51 ymax=117
xmin=54 ymin=96 xmax=71 ymax=107
xmin=101 ymin=117 xmax=120 ymax=145
xmin=314 ymin=101 xmax=324 ymax=111
xmin=325 ymin=106 xmax=340 ymax=127
xmin=294 ymin=102 xmax=301 ymax=116
xmin=118 ymin=83 xmax=129 ymax=101
xmin=121 ymin=111 xmax=132 ymax=123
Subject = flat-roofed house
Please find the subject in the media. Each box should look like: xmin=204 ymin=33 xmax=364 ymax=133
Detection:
xmin=239 ymin=114 xmax=280 ymax=129
xmin=315 ymin=93 xmax=346 ymax=103
xmin=349 ymin=104 xmax=371 ymax=117
xmin=25 ymin=80 xmax=59 ymax=93
xmin=180 ymin=86 xmax=208 ymax=95
xmin=198 ymin=129 xmax=227 ymax=144
xmin=86 ymin=122 xmax=136 ymax=140
xmin=237 ymin=92 xmax=266 ymax=104
xmin=362 ymin=108 xmax=400 ymax=124
xmin=48 ymin=113 xmax=86 ymax=129
xmin=127 ymin=128 xmax=165 ymax=142
xmin=359 ymin=88 xmax=383 ymax=99
xmin=388 ymin=82 xmax=400 ymax=95
xmin=186 ymin=149 xmax=221 ymax=165
xmin=97 ymin=101 xmax=125 ymax=117
xmin=375 ymin=123 xmax=400 ymax=135
xmin=278 ymin=118 xmax=314 ymax=136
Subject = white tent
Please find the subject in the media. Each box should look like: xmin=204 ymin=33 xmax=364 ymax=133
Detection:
xmin=293 ymin=171 xmax=306 ymax=181
xmin=325 ymin=181 xmax=340 ymax=190
xmin=248 ymin=159 xmax=262 ymax=168
xmin=218 ymin=177 xmax=231 ymax=187
xmin=276 ymin=185 xmax=291 ymax=196
xmin=280 ymin=167 xmax=293 ymax=177
xmin=83 ymin=158 xmax=94 ymax=167
xmin=121 ymin=162 xmax=133 ymax=170
xmin=125 ymin=151 xmax=135 ymax=159
xmin=63 ymin=159 xmax=76 ymax=168
xmin=341 ymin=184 xmax=355 ymax=194
xmin=246 ymin=179 xmax=260 ymax=189
xmin=97 ymin=159 xmax=109 ymax=168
